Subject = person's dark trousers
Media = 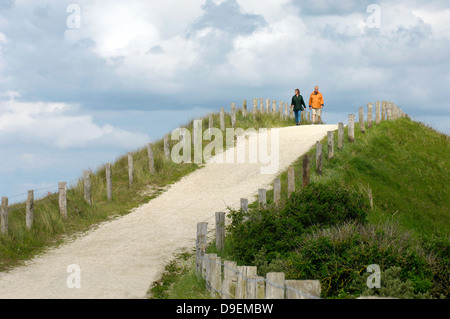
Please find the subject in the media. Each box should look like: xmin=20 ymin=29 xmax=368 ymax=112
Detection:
xmin=294 ymin=110 xmax=300 ymax=124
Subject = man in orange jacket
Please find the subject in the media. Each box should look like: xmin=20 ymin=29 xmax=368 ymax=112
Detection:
xmin=309 ymin=86 xmax=325 ymax=124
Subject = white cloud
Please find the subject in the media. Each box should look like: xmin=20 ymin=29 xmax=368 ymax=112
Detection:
xmin=0 ymin=96 xmax=150 ymax=149
xmin=412 ymin=8 xmax=450 ymax=39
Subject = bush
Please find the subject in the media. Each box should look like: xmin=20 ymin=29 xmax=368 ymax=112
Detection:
xmin=282 ymin=222 xmax=447 ymax=298
xmin=226 ymin=181 xmax=370 ymax=265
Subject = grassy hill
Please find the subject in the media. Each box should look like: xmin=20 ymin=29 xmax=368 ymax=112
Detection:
xmin=0 ymin=108 xmax=294 ymax=271
xmin=155 ymin=116 xmax=449 ymax=299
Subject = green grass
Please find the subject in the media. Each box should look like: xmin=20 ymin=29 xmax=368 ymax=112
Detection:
xmin=155 ymin=116 xmax=449 ymax=299
xmin=0 ymin=109 xmax=295 ymax=272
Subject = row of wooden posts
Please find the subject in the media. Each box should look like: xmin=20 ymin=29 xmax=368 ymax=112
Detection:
xmin=0 ymin=97 xmax=293 ymax=235
xmin=194 ymin=101 xmax=407 ymax=299
xmin=0 ymin=100 xmax=405 ymax=236
xmin=196 ymin=218 xmax=322 ymax=299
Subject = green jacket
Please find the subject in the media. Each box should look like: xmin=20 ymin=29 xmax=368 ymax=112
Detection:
xmin=291 ymin=94 xmax=306 ymax=111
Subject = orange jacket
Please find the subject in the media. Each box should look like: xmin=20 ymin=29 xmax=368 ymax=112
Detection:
xmin=309 ymin=91 xmax=324 ymax=109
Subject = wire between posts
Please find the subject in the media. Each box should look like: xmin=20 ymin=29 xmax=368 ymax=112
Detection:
xmin=199 ymin=254 xmax=322 ymax=300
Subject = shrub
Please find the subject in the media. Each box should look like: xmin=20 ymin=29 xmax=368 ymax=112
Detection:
xmin=282 ymin=222 xmax=446 ymax=298
xmin=226 ymin=181 xmax=370 ymax=265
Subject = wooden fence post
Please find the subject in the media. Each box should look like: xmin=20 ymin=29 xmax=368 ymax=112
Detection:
xmin=327 ymin=131 xmax=334 ymax=160
xmin=147 ymin=143 xmax=155 ymax=174
xmin=196 ymin=222 xmax=208 ymax=274
xmin=359 ymin=107 xmax=366 ymax=133
xmin=106 ymin=163 xmax=112 ymax=202
xmin=242 ymin=100 xmax=247 ymax=117
xmin=272 ymin=100 xmax=276 ymax=114
xmin=83 ymin=171 xmax=92 ymax=205
xmin=367 ymin=103 xmax=373 ymax=128
xmin=231 ymin=103 xmax=236 ymax=127
xmin=222 ymin=261 xmax=238 ymax=299
xmin=273 ymin=177 xmax=281 ymax=205
xmin=210 ymin=255 xmax=222 ymax=298
xmin=1 ymin=197 xmax=8 ymax=236
xmin=266 ymin=272 xmax=285 ymax=299
xmin=220 ymin=107 xmax=225 ymax=131
xmin=244 ymin=267 xmax=258 ymax=299
xmin=382 ymin=101 xmax=386 ymax=121
xmin=288 ymin=166 xmax=295 ymax=197
xmin=128 ymin=153 xmax=134 ymax=188
xmin=253 ymin=99 xmax=257 ymax=121
xmin=209 ymin=114 xmax=214 ymax=136
xmin=348 ymin=114 xmax=355 ymax=142
xmin=258 ymin=189 xmax=267 ymax=208
xmin=376 ymin=101 xmax=381 ymax=124
xmin=338 ymin=122 xmax=344 ymax=150
xmin=279 ymin=101 xmax=283 ymax=118
xmin=303 ymin=155 xmax=310 ymax=188
xmin=59 ymin=182 xmax=67 ymax=219
xmin=26 ymin=190 xmax=34 ymax=230
xmin=164 ymin=135 xmax=170 ymax=160
xmin=215 ymin=212 xmax=225 ymax=252
xmin=316 ymin=141 xmax=323 ymax=175
xmin=285 ymin=280 xmax=322 ymax=299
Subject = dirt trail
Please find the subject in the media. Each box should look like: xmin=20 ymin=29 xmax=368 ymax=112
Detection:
xmin=0 ymin=125 xmax=337 ymax=299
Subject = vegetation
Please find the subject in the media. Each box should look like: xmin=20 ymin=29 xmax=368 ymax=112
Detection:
xmin=220 ymin=117 xmax=449 ymax=299
xmin=0 ymin=109 xmax=295 ymax=271
xmin=160 ymin=116 xmax=448 ymax=299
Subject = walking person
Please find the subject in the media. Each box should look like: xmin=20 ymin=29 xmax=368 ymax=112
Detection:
xmin=291 ymin=88 xmax=306 ymax=125
xmin=309 ymin=86 xmax=325 ymax=124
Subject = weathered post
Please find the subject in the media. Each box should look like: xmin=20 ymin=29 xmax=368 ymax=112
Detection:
xmin=59 ymin=182 xmax=67 ymax=219
xmin=266 ymin=272 xmax=285 ymax=299
xmin=147 ymin=143 xmax=155 ymax=174
xmin=285 ymin=280 xmax=322 ymax=299
xmin=303 ymin=155 xmax=310 ymax=188
xmin=348 ymin=114 xmax=355 ymax=142
xmin=106 ymin=163 xmax=112 ymax=202
xmin=231 ymin=103 xmax=236 ymax=127
xmin=220 ymin=107 xmax=225 ymax=130
xmin=164 ymin=135 xmax=170 ymax=160
xmin=316 ymin=141 xmax=323 ymax=175
xmin=382 ymin=101 xmax=387 ymax=121
xmin=359 ymin=107 xmax=366 ymax=133
xmin=215 ymin=212 xmax=225 ymax=252
xmin=253 ymin=98 xmax=257 ymax=121
xmin=222 ymin=260 xmax=238 ymax=299
xmin=338 ymin=122 xmax=344 ymax=150
xmin=258 ymin=189 xmax=267 ymax=208
xmin=327 ymin=131 xmax=334 ymax=160
xmin=376 ymin=101 xmax=381 ymax=124
xmin=273 ymin=177 xmax=281 ymax=205
xmin=26 ymin=190 xmax=34 ymax=230
xmin=196 ymin=222 xmax=208 ymax=274
xmin=128 ymin=152 xmax=134 ymax=188
xmin=288 ymin=166 xmax=295 ymax=197
xmin=84 ymin=171 xmax=92 ymax=205
xmin=242 ymin=100 xmax=247 ymax=117
xmin=240 ymin=198 xmax=248 ymax=214
xmin=1 ymin=197 xmax=9 ymax=235
xmin=367 ymin=103 xmax=373 ymax=128
xmin=209 ymin=114 xmax=214 ymax=136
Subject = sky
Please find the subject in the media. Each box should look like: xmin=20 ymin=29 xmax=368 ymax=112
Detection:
xmin=0 ymin=0 xmax=449 ymax=203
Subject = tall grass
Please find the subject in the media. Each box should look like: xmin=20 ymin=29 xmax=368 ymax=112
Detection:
xmin=0 ymin=108 xmax=295 ymax=271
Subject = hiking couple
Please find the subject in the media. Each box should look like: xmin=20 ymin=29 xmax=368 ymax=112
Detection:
xmin=290 ymin=86 xmax=325 ymax=125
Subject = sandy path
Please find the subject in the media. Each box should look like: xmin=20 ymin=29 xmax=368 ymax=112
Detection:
xmin=0 ymin=125 xmax=337 ymax=299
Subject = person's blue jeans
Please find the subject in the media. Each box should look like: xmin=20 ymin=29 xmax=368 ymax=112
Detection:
xmin=294 ymin=110 xmax=300 ymax=124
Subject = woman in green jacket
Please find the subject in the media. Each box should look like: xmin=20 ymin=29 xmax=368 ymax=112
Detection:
xmin=291 ymin=89 xmax=306 ymax=125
